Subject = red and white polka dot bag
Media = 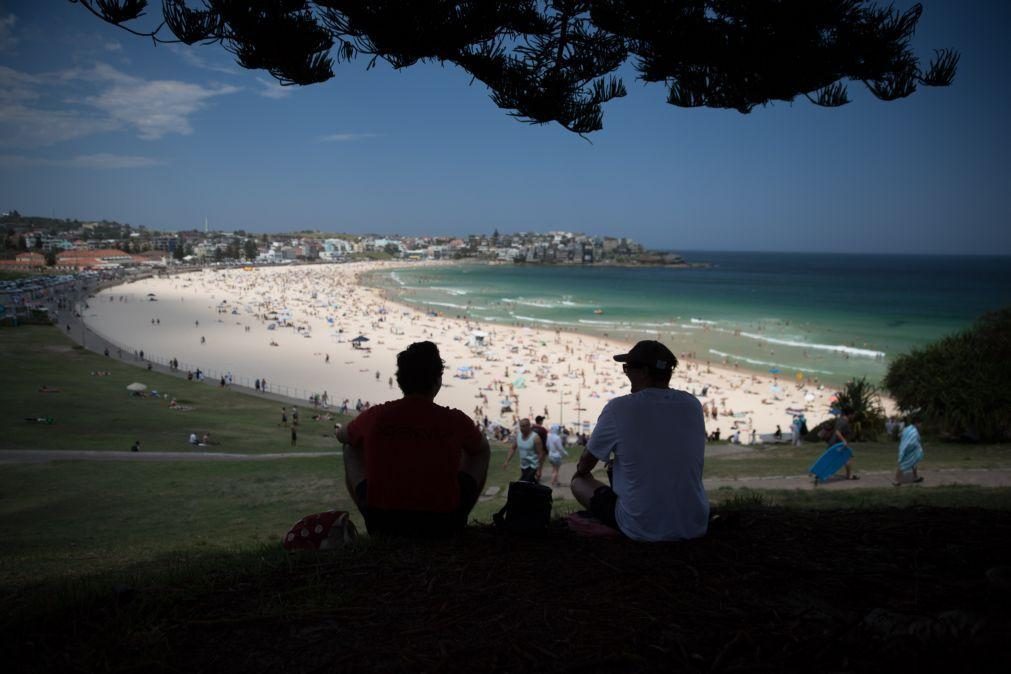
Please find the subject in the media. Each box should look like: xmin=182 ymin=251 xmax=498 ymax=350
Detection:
xmin=282 ymin=510 xmax=358 ymax=550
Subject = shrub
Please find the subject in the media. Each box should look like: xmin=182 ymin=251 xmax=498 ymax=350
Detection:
xmin=835 ymin=377 xmax=886 ymax=441
xmin=883 ymin=308 xmax=1011 ymax=442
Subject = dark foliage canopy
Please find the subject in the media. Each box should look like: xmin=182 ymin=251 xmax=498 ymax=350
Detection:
xmin=884 ymin=308 xmax=1011 ymax=442
xmin=73 ymin=0 xmax=958 ymax=134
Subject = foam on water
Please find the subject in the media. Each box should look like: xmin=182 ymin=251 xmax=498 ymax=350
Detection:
xmin=708 ymin=349 xmax=835 ymax=375
xmin=430 ymin=286 xmax=469 ymax=296
xmin=513 ymin=314 xmax=579 ymax=326
xmin=737 ymin=332 xmax=885 ymax=359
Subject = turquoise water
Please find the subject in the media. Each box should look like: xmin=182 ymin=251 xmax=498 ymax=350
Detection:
xmin=364 ymin=252 xmax=1011 ymax=385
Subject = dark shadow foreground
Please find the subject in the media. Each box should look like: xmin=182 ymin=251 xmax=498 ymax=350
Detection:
xmin=5 ymin=506 xmax=1011 ymax=673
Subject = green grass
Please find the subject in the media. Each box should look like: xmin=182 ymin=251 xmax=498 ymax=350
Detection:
xmin=704 ymin=440 xmax=1011 ymax=477
xmin=2 ymin=323 xmax=1010 ymax=591
xmin=0 ymin=325 xmax=348 ymax=453
xmin=0 ymin=447 xmax=560 ymax=587
xmin=710 ymin=484 xmax=1011 ymax=509
xmin=0 ymin=457 xmax=346 ymax=586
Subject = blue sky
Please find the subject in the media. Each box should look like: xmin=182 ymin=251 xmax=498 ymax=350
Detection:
xmin=0 ymin=1 xmax=1009 ymax=255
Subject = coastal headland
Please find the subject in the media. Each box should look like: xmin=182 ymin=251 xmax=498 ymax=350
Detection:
xmin=82 ymin=261 xmax=895 ymax=436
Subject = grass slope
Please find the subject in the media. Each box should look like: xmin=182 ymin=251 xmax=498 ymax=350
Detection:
xmin=1 ymin=326 xmax=347 ymax=453
xmin=4 ymin=506 xmax=1011 ymax=673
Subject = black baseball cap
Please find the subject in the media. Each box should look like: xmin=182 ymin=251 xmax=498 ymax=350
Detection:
xmin=613 ymin=340 xmax=677 ymax=371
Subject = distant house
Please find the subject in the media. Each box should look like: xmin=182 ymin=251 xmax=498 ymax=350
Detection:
xmin=56 ymin=248 xmax=140 ymax=270
xmin=0 ymin=252 xmax=47 ymax=272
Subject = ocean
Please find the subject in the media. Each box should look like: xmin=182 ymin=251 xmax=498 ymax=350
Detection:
xmin=363 ymin=252 xmax=1011 ymax=386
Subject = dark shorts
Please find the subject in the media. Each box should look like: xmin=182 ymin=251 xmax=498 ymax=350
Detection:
xmin=589 ymin=485 xmax=622 ymax=533
xmin=519 ymin=466 xmax=539 ymax=483
xmin=354 ymin=473 xmax=479 ymax=539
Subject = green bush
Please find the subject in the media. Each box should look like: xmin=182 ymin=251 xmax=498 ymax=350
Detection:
xmin=805 ymin=377 xmax=885 ymax=442
xmin=883 ymin=308 xmax=1011 ymax=442
xmin=837 ymin=377 xmax=886 ymax=441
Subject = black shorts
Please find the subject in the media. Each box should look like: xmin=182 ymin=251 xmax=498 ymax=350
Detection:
xmin=354 ymin=473 xmax=480 ymax=538
xmin=589 ymin=485 xmax=622 ymax=533
xmin=519 ymin=466 xmax=539 ymax=483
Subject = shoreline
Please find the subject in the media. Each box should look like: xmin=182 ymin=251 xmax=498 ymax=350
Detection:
xmin=80 ymin=262 xmax=896 ymax=439
xmin=359 ymin=260 xmax=883 ymax=388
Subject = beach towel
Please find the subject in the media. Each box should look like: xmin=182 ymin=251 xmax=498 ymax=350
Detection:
xmin=283 ymin=510 xmax=358 ymax=551
xmin=564 ymin=512 xmax=622 ymax=538
xmin=898 ymin=425 xmax=924 ymax=472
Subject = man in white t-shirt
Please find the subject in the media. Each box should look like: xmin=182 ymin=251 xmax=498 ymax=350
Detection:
xmin=571 ymin=340 xmax=709 ymax=542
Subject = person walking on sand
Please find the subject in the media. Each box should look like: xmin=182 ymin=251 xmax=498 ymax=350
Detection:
xmin=503 ymin=418 xmax=546 ymax=483
xmin=337 ymin=341 xmax=490 ymax=538
xmin=893 ymin=416 xmax=925 ymax=486
xmin=571 ymin=340 xmax=708 ymax=542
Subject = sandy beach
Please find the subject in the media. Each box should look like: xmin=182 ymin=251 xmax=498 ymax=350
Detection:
xmin=81 ymin=262 xmax=894 ymax=440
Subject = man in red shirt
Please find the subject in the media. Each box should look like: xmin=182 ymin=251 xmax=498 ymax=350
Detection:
xmin=337 ymin=341 xmax=490 ymax=537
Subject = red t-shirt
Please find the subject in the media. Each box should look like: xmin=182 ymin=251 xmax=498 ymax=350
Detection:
xmin=346 ymin=397 xmax=483 ymax=513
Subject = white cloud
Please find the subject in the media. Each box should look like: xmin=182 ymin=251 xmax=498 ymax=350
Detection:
xmin=256 ymin=76 xmax=293 ymax=99
xmin=104 ymin=41 xmax=123 ymax=52
xmin=0 ymin=65 xmax=41 ymax=103
xmin=85 ymin=75 xmax=240 ymax=140
xmin=317 ymin=133 xmax=379 ymax=142
xmin=0 ymin=103 xmax=118 ymax=148
xmin=0 ymin=62 xmax=241 ymax=145
xmin=0 ymin=13 xmax=18 ymax=52
xmin=168 ymin=44 xmax=239 ymax=76
xmin=0 ymin=153 xmax=164 ymax=169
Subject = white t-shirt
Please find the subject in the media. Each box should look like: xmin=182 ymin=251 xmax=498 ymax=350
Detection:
xmin=587 ymin=387 xmax=709 ymax=542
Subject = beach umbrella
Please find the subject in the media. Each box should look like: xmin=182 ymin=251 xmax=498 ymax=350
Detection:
xmin=126 ymin=382 xmax=147 ymax=392
xmin=768 ymin=367 xmax=781 ymax=374
xmin=351 ymin=335 xmax=369 ymax=343
xmin=804 ymin=392 xmax=816 ymax=402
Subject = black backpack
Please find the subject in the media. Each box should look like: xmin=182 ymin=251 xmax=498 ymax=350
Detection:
xmin=493 ymin=481 xmax=553 ymax=534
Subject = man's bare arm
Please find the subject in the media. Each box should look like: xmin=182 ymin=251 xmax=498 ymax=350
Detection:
xmin=574 ymin=449 xmax=599 ymax=477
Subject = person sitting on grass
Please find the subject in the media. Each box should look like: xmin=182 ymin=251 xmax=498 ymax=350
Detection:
xmin=571 ymin=340 xmax=709 ymax=542
xmin=337 ymin=341 xmax=490 ymax=538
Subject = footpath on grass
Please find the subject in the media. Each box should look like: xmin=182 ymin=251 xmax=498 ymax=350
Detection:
xmin=3 ymin=449 xmax=1009 ymax=493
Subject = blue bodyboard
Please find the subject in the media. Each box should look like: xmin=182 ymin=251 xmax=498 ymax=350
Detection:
xmin=809 ymin=442 xmax=853 ymax=482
